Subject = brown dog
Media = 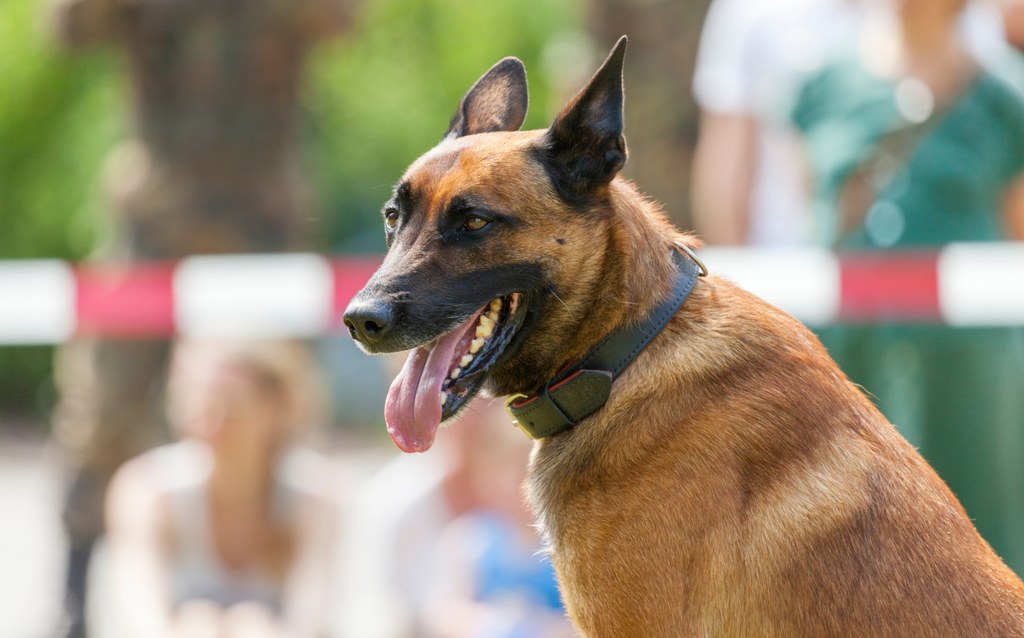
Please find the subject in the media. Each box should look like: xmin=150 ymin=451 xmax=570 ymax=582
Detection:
xmin=343 ymin=38 xmax=1024 ymax=636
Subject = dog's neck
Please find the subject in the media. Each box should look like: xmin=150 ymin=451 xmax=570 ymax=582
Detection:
xmin=502 ymin=178 xmax=696 ymax=405
xmin=508 ymin=179 xmax=698 ymax=421
xmin=509 ymin=245 xmax=701 ymax=438
xmin=583 ymin=179 xmax=690 ymax=341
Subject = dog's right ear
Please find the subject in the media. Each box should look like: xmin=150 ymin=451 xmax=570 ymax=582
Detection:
xmin=541 ymin=36 xmax=628 ymax=202
xmin=443 ymin=57 xmax=529 ymax=140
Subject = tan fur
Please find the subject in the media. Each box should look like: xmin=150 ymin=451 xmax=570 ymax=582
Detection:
xmin=519 ymin=180 xmax=1024 ymax=637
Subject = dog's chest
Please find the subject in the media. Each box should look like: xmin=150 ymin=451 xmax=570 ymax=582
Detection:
xmin=527 ymin=441 xmax=745 ymax=636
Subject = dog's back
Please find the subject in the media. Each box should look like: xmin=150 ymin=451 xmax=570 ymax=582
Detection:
xmin=530 ymin=274 xmax=1024 ymax=636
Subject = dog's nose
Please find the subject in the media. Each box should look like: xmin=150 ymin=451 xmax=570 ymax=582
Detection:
xmin=343 ymin=299 xmax=396 ymax=345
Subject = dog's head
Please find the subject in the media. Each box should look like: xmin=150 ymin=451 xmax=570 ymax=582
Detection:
xmin=344 ymin=37 xmax=632 ymax=452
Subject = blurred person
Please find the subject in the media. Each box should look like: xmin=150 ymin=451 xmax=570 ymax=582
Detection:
xmin=48 ymin=0 xmax=349 ymax=635
xmin=423 ymin=431 xmax=573 ymax=638
xmin=691 ymin=0 xmax=860 ymax=246
xmin=337 ymin=399 xmax=570 ymax=638
xmin=104 ymin=340 xmax=337 ymax=638
xmin=791 ymin=0 xmax=1024 ymax=574
xmin=690 ymin=0 xmax=1014 ymax=245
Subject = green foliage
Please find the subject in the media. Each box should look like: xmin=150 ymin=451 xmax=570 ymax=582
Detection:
xmin=0 ymin=345 xmax=55 ymax=418
xmin=0 ymin=0 xmax=122 ymax=261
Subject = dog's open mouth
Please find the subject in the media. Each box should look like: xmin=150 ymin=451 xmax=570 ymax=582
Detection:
xmin=384 ymin=292 xmax=527 ymax=452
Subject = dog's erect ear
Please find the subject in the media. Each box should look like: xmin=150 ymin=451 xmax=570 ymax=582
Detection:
xmin=444 ymin=57 xmax=529 ymax=140
xmin=542 ymin=36 xmax=628 ymax=201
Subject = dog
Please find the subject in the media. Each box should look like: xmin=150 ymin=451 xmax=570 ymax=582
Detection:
xmin=343 ymin=37 xmax=1024 ymax=636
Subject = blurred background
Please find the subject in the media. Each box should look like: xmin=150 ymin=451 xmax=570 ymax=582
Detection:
xmin=1 ymin=0 xmax=1023 ymax=636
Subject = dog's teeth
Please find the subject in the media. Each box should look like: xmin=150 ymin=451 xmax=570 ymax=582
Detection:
xmin=486 ymin=310 xmax=499 ymax=322
xmin=450 ymin=367 xmax=461 ymax=379
xmin=489 ymin=298 xmax=502 ymax=312
xmin=477 ymin=314 xmax=495 ymax=337
xmin=440 ymin=392 xmax=448 ymax=405
xmin=460 ymin=354 xmax=474 ymax=367
xmin=470 ymin=337 xmax=485 ymax=353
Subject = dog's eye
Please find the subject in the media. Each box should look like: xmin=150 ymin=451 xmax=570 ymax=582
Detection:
xmin=461 ymin=215 xmax=490 ymax=232
xmin=384 ymin=209 xmax=400 ymax=231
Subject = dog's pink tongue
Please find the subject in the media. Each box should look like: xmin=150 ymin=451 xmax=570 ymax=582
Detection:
xmin=384 ymin=329 xmax=466 ymax=453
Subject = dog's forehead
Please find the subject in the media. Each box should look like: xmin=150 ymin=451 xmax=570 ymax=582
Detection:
xmin=404 ymin=137 xmax=468 ymax=179
xmin=400 ymin=131 xmax=543 ymax=209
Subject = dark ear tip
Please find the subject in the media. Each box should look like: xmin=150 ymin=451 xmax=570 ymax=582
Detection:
xmin=607 ymin=35 xmax=627 ymax=67
xmin=491 ymin=57 xmax=527 ymax=80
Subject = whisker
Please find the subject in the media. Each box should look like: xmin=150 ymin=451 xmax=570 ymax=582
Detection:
xmin=548 ymin=287 xmax=574 ymax=319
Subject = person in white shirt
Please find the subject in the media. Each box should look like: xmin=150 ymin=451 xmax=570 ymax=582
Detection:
xmin=104 ymin=340 xmax=337 ymax=638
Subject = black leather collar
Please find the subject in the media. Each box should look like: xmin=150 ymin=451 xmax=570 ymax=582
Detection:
xmin=506 ymin=244 xmax=706 ymax=439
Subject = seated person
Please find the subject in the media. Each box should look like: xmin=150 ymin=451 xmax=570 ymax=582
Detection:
xmin=338 ymin=398 xmax=574 ymax=638
xmin=423 ymin=414 xmax=575 ymax=638
xmin=104 ymin=340 xmax=337 ymax=638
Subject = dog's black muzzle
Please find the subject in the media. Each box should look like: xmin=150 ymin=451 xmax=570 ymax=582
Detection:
xmin=344 ymin=261 xmax=547 ymax=354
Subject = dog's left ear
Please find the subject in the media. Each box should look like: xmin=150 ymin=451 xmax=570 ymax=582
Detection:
xmin=444 ymin=57 xmax=529 ymax=140
xmin=542 ymin=36 xmax=628 ymax=201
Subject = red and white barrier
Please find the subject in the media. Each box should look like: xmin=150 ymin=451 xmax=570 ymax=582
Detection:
xmin=0 ymin=254 xmax=380 ymax=345
xmin=0 ymin=244 xmax=1022 ymax=345
xmin=0 ymin=261 xmax=77 ymax=345
xmin=704 ymin=244 xmax=1024 ymax=327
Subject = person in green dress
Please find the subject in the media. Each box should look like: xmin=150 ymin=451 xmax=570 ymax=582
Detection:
xmin=792 ymin=0 xmax=1024 ymax=575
